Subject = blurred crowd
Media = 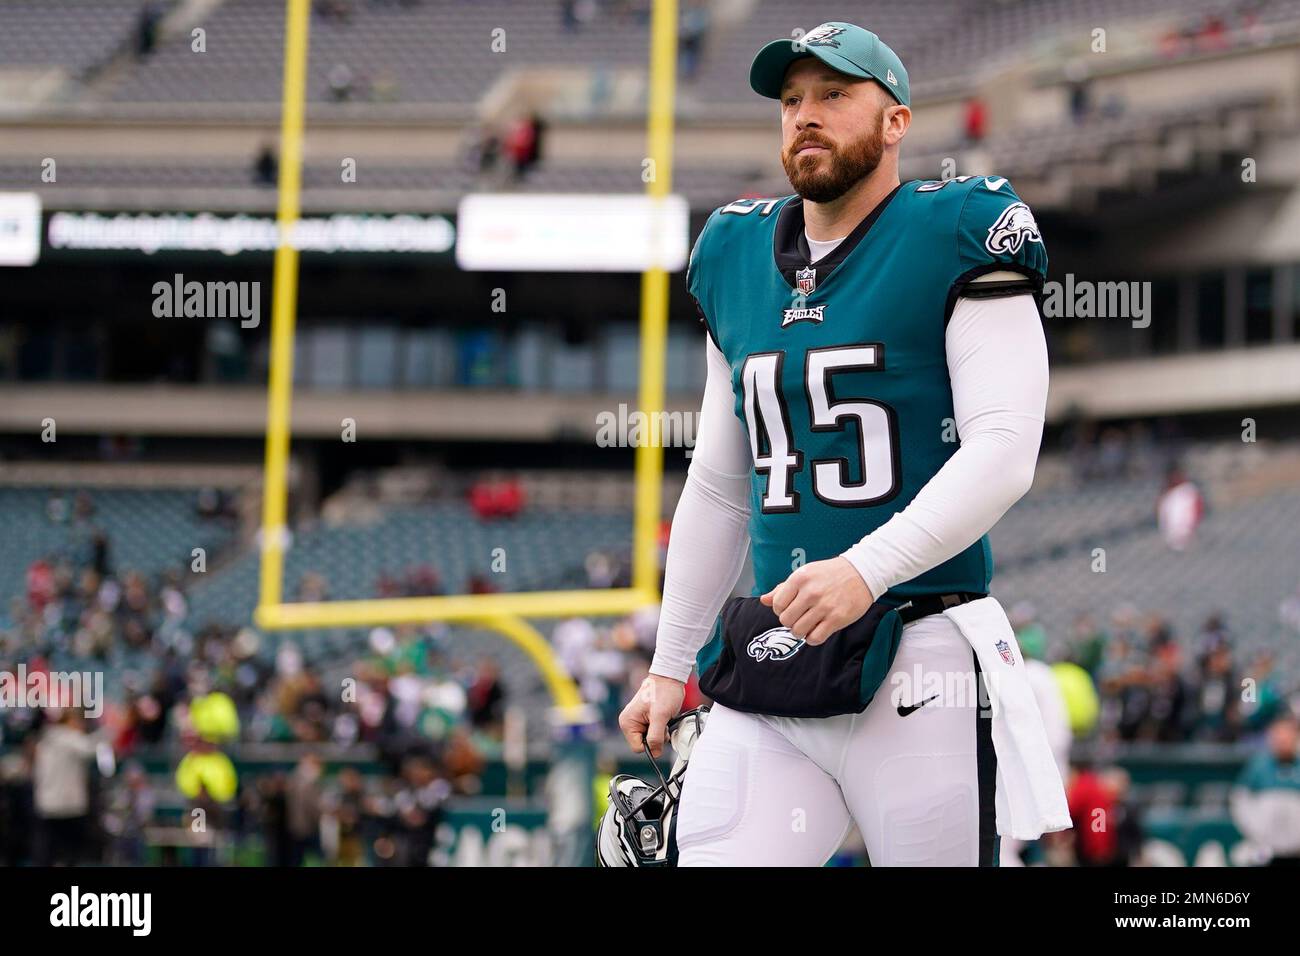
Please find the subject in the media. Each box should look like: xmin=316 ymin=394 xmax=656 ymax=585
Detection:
xmin=1008 ymin=600 xmax=1300 ymax=866
xmin=0 ymin=486 xmax=512 ymax=866
xmin=1018 ymin=604 xmax=1291 ymax=746
xmin=3 ymin=478 xmax=1298 ymax=866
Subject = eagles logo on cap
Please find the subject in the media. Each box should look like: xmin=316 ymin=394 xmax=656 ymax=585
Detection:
xmin=800 ymin=25 xmax=846 ymax=48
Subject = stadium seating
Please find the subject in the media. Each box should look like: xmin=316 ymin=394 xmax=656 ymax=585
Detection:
xmin=0 ymin=0 xmax=147 ymax=76
xmin=104 ymin=0 xmax=654 ymax=105
xmin=0 ymin=486 xmax=236 ymax=613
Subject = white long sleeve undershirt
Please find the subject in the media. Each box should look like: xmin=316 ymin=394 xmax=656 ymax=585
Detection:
xmin=649 ymin=291 xmax=1050 ymax=683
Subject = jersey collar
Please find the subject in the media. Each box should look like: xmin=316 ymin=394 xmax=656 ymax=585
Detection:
xmin=773 ymin=182 xmax=903 ymax=292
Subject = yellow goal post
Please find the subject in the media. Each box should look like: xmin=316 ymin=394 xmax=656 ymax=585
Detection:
xmin=253 ymin=0 xmax=681 ymax=721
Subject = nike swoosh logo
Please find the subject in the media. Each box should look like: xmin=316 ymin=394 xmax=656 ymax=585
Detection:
xmin=984 ymin=176 xmax=1008 ymax=191
xmin=897 ymin=694 xmax=940 ymax=717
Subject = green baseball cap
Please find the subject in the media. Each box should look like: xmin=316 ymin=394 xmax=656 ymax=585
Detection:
xmin=750 ymin=21 xmax=910 ymax=107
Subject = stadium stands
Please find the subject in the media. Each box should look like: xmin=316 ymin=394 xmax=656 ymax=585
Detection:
xmin=0 ymin=0 xmax=150 ymax=76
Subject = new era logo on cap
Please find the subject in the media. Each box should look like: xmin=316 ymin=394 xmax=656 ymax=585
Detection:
xmin=886 ymin=69 xmax=898 ymax=85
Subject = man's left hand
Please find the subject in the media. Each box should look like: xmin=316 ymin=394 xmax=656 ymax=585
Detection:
xmin=759 ymin=557 xmax=875 ymax=646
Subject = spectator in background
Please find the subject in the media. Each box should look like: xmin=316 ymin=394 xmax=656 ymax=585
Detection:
xmin=258 ymin=772 xmax=292 ymax=866
xmin=405 ymin=564 xmax=443 ymax=597
xmin=104 ymin=761 xmax=155 ymax=865
xmin=466 ymin=658 xmax=505 ymax=732
xmin=503 ymin=113 xmax=544 ymax=180
xmin=962 ymin=96 xmax=987 ymax=145
xmin=1064 ymin=60 xmax=1091 ymax=123
xmin=328 ymin=63 xmax=356 ymax=102
xmin=679 ymin=2 xmax=711 ymax=81
xmin=1157 ymin=462 xmax=1204 ymax=551
xmin=462 ymin=125 xmax=501 ymax=178
xmin=316 ymin=0 xmax=355 ymax=23
xmin=33 ymin=709 xmax=103 ymax=865
xmin=321 ymin=766 xmax=367 ymax=866
xmin=584 ymin=551 xmax=616 ymax=589
xmin=1098 ymin=631 xmax=1150 ymax=742
xmin=1103 ymin=768 xmax=1144 ymax=865
xmin=1145 ymin=622 xmax=1189 ymax=742
xmin=469 ymin=475 xmax=524 ymax=520
xmin=553 ymin=617 xmax=597 ymax=681
xmin=1067 ymin=762 xmax=1141 ymax=866
xmin=1068 ymin=612 xmax=1108 ymax=680
xmin=26 ymin=557 xmax=55 ymax=614
xmin=1231 ymin=712 xmax=1300 ymax=865
xmin=254 ymin=144 xmax=278 ymax=187
xmin=390 ymin=753 xmax=450 ymax=866
xmin=1196 ymin=13 xmax=1229 ymax=51
xmin=0 ymin=742 xmax=36 ymax=866
xmin=565 ymin=0 xmax=598 ymax=32
xmin=1191 ymin=642 xmax=1239 ymax=742
xmin=467 ymin=574 xmax=498 ymax=595
xmin=135 ymin=2 xmax=164 ymax=58
xmin=1196 ymin=612 xmax=1230 ymax=668
xmin=1067 ymin=760 xmax=1116 ymax=865
xmin=286 ymin=754 xmax=324 ymax=866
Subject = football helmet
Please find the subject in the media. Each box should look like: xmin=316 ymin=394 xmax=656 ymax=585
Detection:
xmin=596 ymin=705 xmax=709 ymax=867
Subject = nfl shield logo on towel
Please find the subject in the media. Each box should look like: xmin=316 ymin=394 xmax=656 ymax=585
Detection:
xmin=995 ymin=639 xmax=1015 ymax=665
xmin=796 ymin=266 xmax=816 ymax=295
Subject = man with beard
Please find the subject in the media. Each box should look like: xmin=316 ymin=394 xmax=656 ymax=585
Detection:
xmin=620 ymin=22 xmax=1063 ymax=865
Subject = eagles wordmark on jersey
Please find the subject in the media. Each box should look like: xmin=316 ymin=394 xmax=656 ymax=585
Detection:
xmin=687 ymin=175 xmax=1047 ymax=625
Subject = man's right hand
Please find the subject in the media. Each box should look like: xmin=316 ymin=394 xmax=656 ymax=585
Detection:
xmin=618 ymin=674 xmax=686 ymax=759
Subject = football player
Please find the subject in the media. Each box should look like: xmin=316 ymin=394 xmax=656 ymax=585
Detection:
xmin=619 ymin=21 xmax=1059 ymax=865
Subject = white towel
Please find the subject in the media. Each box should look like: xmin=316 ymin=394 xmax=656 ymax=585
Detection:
xmin=942 ymin=597 xmax=1073 ymax=840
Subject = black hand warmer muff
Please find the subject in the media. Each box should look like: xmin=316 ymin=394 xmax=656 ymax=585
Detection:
xmin=695 ymin=596 xmax=904 ymax=718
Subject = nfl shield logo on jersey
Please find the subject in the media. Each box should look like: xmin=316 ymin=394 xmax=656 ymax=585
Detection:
xmin=995 ymin=639 xmax=1016 ymax=666
xmin=795 ymin=266 xmax=816 ymax=295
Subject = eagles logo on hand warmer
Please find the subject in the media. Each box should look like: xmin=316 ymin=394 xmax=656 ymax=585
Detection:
xmin=747 ymin=626 xmax=805 ymax=662
xmin=697 ymin=596 xmax=904 ymax=718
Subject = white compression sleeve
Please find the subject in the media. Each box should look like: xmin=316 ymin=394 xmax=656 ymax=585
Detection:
xmin=841 ymin=293 xmax=1049 ymax=598
xmin=649 ymin=335 xmax=753 ymax=682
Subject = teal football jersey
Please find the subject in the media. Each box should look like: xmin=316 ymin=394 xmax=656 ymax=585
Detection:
xmin=687 ymin=175 xmax=1047 ymax=600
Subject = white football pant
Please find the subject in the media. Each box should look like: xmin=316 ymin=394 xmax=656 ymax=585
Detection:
xmin=676 ymin=611 xmax=998 ymax=866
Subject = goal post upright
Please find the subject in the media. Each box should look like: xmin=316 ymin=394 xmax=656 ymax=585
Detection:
xmin=632 ymin=0 xmax=679 ymax=598
xmin=257 ymin=0 xmax=310 ymax=613
xmin=254 ymin=1 xmax=682 ymax=716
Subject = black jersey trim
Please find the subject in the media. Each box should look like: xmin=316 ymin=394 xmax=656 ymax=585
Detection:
xmin=959 ymin=278 xmax=1038 ymax=300
xmin=772 ymin=183 xmax=904 ymax=291
xmin=944 ymin=263 xmax=1044 ymax=327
